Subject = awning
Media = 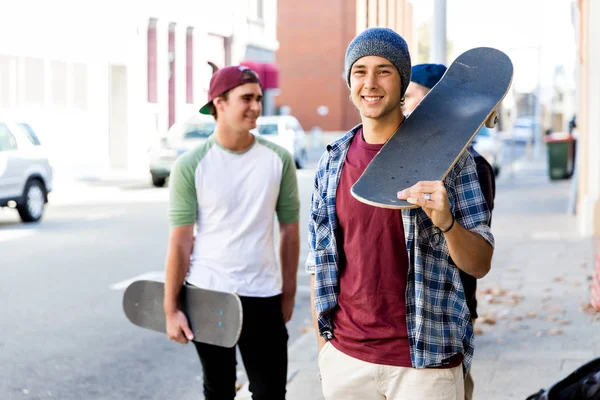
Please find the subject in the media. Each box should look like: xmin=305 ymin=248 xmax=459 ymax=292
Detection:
xmin=240 ymin=61 xmax=279 ymax=90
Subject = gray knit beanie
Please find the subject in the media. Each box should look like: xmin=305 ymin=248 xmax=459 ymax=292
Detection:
xmin=345 ymin=27 xmax=412 ymax=98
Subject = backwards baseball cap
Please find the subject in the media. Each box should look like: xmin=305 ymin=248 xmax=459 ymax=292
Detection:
xmin=410 ymin=64 xmax=447 ymax=89
xmin=199 ymin=65 xmax=261 ymax=115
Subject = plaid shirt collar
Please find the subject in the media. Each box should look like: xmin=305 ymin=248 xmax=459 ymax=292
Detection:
xmin=307 ymin=124 xmax=494 ymax=373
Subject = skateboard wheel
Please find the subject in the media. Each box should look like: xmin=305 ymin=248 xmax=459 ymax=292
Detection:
xmin=485 ymin=111 xmax=499 ymax=128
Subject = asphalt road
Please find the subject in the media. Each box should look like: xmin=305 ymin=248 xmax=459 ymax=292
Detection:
xmin=0 ymin=167 xmax=316 ymax=400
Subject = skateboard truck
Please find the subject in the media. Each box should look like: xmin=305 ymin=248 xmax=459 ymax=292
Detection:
xmin=485 ymin=110 xmax=499 ymax=129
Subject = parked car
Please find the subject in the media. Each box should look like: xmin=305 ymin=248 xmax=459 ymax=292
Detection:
xmin=472 ymin=126 xmax=503 ymax=176
xmin=149 ymin=114 xmax=215 ymax=187
xmin=511 ymin=116 xmax=538 ymax=143
xmin=252 ymin=115 xmax=308 ymax=169
xmin=0 ymin=119 xmax=53 ymax=222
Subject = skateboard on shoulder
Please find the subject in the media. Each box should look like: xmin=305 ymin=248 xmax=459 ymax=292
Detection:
xmin=351 ymin=47 xmax=513 ymax=209
xmin=123 ymin=280 xmax=243 ymax=348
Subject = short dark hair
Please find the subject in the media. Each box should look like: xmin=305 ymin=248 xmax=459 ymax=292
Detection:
xmin=208 ymin=90 xmax=230 ymax=120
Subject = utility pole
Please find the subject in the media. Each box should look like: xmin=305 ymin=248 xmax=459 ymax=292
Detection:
xmin=430 ymin=0 xmax=447 ymax=64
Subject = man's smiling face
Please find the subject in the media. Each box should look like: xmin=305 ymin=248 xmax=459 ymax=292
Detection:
xmin=349 ymin=55 xmax=403 ymax=120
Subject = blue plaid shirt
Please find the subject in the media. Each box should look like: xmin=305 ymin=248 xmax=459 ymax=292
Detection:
xmin=306 ymin=125 xmax=494 ymax=372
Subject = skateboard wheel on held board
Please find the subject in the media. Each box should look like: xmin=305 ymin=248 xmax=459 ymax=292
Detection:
xmin=485 ymin=111 xmax=499 ymax=128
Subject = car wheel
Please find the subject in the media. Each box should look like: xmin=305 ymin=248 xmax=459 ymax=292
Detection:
xmin=17 ymin=179 xmax=46 ymax=223
xmin=152 ymin=174 xmax=167 ymax=187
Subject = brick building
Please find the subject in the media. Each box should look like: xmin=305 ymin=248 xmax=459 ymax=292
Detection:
xmin=276 ymin=0 xmax=415 ymax=133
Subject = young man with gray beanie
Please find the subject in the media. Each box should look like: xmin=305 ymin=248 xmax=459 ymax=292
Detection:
xmin=307 ymin=28 xmax=494 ymax=399
xmin=404 ymin=63 xmax=496 ymax=400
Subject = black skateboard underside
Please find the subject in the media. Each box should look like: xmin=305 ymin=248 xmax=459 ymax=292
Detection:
xmin=351 ymin=47 xmax=513 ymax=209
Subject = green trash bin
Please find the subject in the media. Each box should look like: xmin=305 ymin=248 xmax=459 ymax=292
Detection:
xmin=546 ymin=133 xmax=574 ymax=180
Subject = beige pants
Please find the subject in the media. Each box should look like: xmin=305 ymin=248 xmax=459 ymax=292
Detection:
xmin=464 ymin=368 xmax=474 ymax=400
xmin=318 ymin=342 xmax=464 ymax=400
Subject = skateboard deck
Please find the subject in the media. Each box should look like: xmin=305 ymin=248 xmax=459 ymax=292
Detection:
xmin=351 ymin=47 xmax=513 ymax=209
xmin=123 ymin=280 xmax=243 ymax=348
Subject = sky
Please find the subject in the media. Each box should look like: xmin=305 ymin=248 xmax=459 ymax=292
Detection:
xmin=412 ymin=0 xmax=578 ymax=95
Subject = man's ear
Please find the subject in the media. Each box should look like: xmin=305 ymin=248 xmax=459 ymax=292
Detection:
xmin=213 ymin=96 xmax=225 ymax=112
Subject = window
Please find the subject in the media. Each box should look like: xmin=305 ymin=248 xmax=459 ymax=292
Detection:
xmin=72 ymin=63 xmax=88 ymax=109
xmin=147 ymin=18 xmax=158 ymax=103
xmin=0 ymin=123 xmax=18 ymax=151
xmin=285 ymin=119 xmax=299 ymax=131
xmin=256 ymin=123 xmax=279 ymax=135
xmin=17 ymin=123 xmax=41 ymax=146
xmin=23 ymin=57 xmax=45 ymax=106
xmin=186 ymin=27 xmax=194 ymax=104
xmin=248 ymin=0 xmax=264 ymax=20
xmin=50 ymin=60 xmax=68 ymax=108
xmin=0 ymin=55 xmax=15 ymax=108
xmin=184 ymin=122 xmax=215 ymax=139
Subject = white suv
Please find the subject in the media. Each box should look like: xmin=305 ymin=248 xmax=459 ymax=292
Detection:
xmin=253 ymin=115 xmax=308 ymax=169
xmin=0 ymin=120 xmax=53 ymax=222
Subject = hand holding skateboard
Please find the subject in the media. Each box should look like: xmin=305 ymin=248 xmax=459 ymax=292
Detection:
xmin=166 ymin=309 xmax=195 ymax=344
xmin=397 ymin=180 xmax=454 ymax=231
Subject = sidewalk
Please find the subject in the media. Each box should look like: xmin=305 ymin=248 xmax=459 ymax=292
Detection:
xmin=283 ymin=153 xmax=600 ymax=400
xmin=47 ymin=168 xmax=166 ymax=206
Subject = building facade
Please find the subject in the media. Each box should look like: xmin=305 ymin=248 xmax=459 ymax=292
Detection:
xmin=276 ymin=0 xmax=415 ymax=133
xmin=575 ymin=0 xmax=600 ymax=237
xmin=0 ymin=0 xmax=279 ymax=178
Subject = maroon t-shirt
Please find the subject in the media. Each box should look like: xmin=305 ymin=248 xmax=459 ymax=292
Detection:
xmin=331 ymin=129 xmax=412 ymax=367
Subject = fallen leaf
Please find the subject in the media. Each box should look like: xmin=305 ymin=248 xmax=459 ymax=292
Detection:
xmin=474 ymin=327 xmax=484 ymax=335
xmin=546 ymin=316 xmax=558 ymax=322
xmin=507 ymin=267 xmax=519 ymax=273
xmin=554 ymin=276 xmax=564 ymax=282
xmin=580 ymin=263 xmax=588 ymax=269
xmin=526 ymin=312 xmax=538 ymax=319
xmin=535 ymin=331 xmax=543 ymax=337
xmin=235 ymin=382 xmax=243 ymax=392
xmin=513 ymin=315 xmax=524 ymax=321
xmin=544 ymin=305 xmax=566 ymax=314
xmin=582 ymin=303 xmax=600 ymax=314
xmin=558 ymin=320 xmax=571 ymax=326
xmin=547 ymin=329 xmax=564 ymax=336
xmin=479 ymin=316 xmax=497 ymax=325
xmin=511 ymin=294 xmax=523 ymax=304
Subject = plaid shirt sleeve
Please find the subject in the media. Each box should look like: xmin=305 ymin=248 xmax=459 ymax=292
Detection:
xmin=306 ymin=151 xmax=329 ymax=274
xmin=450 ymin=151 xmax=495 ymax=248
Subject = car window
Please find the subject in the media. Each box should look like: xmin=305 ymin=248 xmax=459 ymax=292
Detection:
xmin=256 ymin=123 xmax=279 ymax=135
xmin=17 ymin=123 xmax=41 ymax=145
xmin=285 ymin=120 xmax=298 ymax=131
xmin=0 ymin=123 xmax=18 ymax=151
xmin=184 ymin=123 xmax=215 ymax=139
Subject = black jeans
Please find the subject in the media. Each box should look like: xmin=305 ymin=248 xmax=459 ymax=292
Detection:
xmin=193 ymin=294 xmax=289 ymax=400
